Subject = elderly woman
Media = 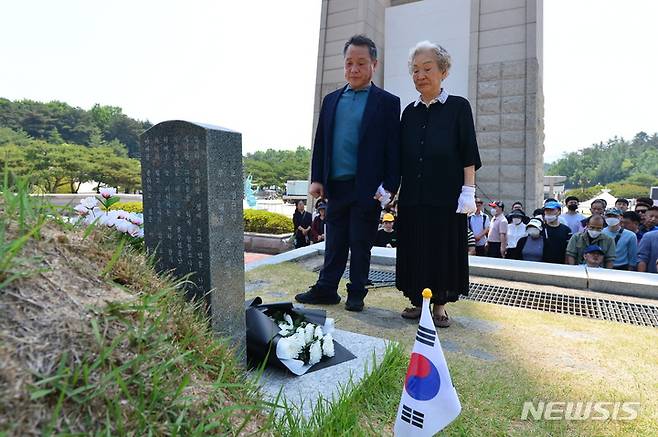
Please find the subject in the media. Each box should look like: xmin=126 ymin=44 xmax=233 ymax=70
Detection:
xmin=396 ymin=41 xmax=481 ymax=327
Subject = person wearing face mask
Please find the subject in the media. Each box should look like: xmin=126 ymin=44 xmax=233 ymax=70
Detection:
xmin=486 ymin=201 xmax=508 ymax=258
xmin=566 ymin=215 xmax=616 ymax=267
xmin=541 ymin=200 xmax=572 ymax=264
xmin=602 ymin=208 xmax=637 ymax=270
xmin=505 ymin=209 xmax=527 ymax=259
xmin=515 ymin=218 xmax=544 ymax=262
xmin=561 ymin=196 xmax=585 ymax=234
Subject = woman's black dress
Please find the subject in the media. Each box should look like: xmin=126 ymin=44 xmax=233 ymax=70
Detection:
xmin=396 ymin=94 xmax=481 ymax=307
xmin=292 ymin=210 xmax=312 ymax=248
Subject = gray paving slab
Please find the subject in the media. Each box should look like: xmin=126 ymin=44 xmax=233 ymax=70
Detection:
xmin=254 ymin=329 xmax=389 ymax=418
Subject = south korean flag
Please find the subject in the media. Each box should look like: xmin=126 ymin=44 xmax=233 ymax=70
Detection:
xmin=394 ymin=288 xmax=461 ymax=436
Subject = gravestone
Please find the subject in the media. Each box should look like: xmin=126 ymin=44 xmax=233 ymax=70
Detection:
xmin=140 ymin=120 xmax=245 ymax=353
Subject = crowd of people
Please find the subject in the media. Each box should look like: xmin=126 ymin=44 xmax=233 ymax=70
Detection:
xmin=463 ymin=195 xmax=658 ymax=273
xmin=294 ymin=193 xmax=658 ymax=274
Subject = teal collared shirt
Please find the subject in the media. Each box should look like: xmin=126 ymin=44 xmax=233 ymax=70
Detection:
xmin=330 ymin=84 xmax=371 ymax=180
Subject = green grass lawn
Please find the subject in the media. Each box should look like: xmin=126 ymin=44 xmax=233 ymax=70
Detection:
xmin=247 ymin=262 xmax=658 ymax=437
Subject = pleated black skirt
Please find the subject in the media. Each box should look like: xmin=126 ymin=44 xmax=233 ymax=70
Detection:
xmin=395 ymin=205 xmax=469 ymax=306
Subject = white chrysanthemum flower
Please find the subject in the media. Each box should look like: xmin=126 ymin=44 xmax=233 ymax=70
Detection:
xmin=322 ymin=333 xmax=335 ymax=357
xmin=304 ymin=324 xmax=315 ymax=344
xmin=309 ymin=340 xmax=323 ymax=365
xmin=313 ymin=325 xmax=323 ymax=340
xmin=278 ymin=318 xmax=294 ymax=336
xmin=277 ymin=335 xmax=304 ymax=360
xmin=74 ymin=204 xmax=89 ymax=215
xmin=283 ymin=313 xmax=293 ymax=325
xmin=80 ymin=196 xmax=99 ymax=209
xmin=99 ymin=187 xmax=117 ymax=199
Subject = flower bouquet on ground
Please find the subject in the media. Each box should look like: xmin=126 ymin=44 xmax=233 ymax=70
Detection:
xmin=245 ymin=297 xmax=356 ymax=375
xmin=70 ymin=188 xmax=144 ymax=240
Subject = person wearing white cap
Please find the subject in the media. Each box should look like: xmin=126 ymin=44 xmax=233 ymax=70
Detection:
xmin=515 ymin=218 xmax=545 ymax=262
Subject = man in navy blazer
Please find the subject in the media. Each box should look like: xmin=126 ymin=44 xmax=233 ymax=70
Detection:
xmin=295 ymin=35 xmax=401 ymax=311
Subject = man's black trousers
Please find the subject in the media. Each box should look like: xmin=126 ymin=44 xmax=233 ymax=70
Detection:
xmin=316 ymin=179 xmax=380 ymax=299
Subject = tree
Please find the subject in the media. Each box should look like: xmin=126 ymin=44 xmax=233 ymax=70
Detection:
xmin=0 ymin=98 xmax=150 ymax=156
xmin=48 ymin=128 xmax=64 ymax=144
xmin=243 ymin=146 xmax=311 ymax=189
xmin=547 ymin=131 xmax=658 ymax=189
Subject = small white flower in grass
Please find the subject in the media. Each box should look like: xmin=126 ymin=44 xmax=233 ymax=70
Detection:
xmin=80 ymin=196 xmax=98 ymax=209
xmin=114 ymin=219 xmax=131 ymax=233
xmin=107 ymin=210 xmax=121 ymax=220
xmin=304 ymin=323 xmax=315 ymax=344
xmin=313 ymin=325 xmax=323 ymax=340
xmin=74 ymin=204 xmax=89 ymax=216
xmin=322 ymin=333 xmax=335 ymax=357
xmin=309 ymin=340 xmax=323 ymax=365
xmin=128 ymin=213 xmax=143 ymax=226
xmin=99 ymin=187 xmax=117 ymax=199
xmin=127 ymin=224 xmax=141 ymax=237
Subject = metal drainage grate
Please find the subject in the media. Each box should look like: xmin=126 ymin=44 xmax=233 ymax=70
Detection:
xmin=342 ymin=268 xmax=396 ymax=283
xmin=464 ymin=283 xmax=658 ymax=328
xmin=343 ymin=269 xmax=658 ymax=328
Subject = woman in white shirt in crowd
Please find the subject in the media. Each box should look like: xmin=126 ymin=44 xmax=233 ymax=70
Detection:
xmin=505 ymin=209 xmax=527 ymax=259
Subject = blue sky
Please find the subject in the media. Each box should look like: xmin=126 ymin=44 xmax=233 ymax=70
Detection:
xmin=1 ymin=0 xmax=657 ymax=162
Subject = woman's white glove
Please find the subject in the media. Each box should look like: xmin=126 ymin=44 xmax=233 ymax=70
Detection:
xmin=456 ymin=185 xmax=476 ymax=214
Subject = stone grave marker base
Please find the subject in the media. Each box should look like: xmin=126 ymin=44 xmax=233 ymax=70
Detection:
xmin=254 ymin=329 xmax=389 ymax=418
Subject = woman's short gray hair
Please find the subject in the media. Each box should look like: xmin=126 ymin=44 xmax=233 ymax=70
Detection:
xmin=408 ymin=40 xmax=452 ymax=75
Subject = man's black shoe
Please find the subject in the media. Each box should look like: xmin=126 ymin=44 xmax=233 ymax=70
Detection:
xmin=345 ymin=299 xmax=364 ymax=312
xmin=295 ymin=286 xmax=341 ymax=305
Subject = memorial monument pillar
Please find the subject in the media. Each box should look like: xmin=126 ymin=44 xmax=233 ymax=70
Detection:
xmin=140 ymin=121 xmax=245 ymax=354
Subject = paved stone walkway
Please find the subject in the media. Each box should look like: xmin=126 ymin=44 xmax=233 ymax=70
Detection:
xmin=244 ymin=252 xmax=271 ymax=264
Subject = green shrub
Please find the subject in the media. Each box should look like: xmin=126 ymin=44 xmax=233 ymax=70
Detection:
xmin=244 ymin=209 xmax=293 ymax=234
xmin=606 ymin=183 xmax=651 ymax=199
xmin=109 ymin=201 xmax=143 ymax=213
